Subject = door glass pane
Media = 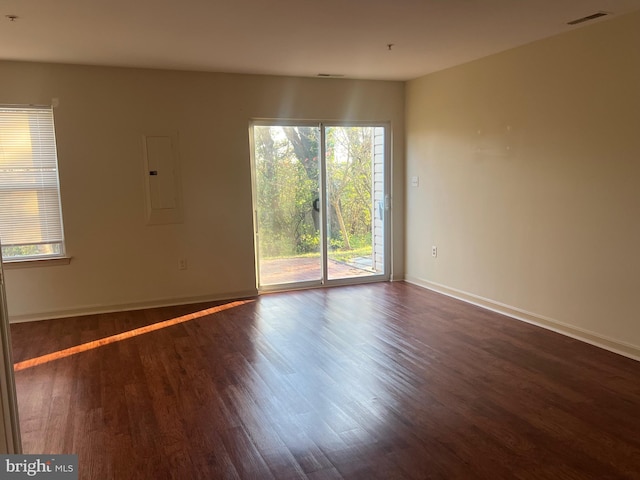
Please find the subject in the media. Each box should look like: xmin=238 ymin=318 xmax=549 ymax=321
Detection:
xmin=254 ymin=125 xmax=321 ymax=286
xmin=325 ymin=126 xmax=385 ymax=280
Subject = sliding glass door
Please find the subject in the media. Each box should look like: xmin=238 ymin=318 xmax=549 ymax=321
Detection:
xmin=252 ymin=124 xmax=322 ymax=286
xmin=251 ymin=122 xmax=389 ymax=290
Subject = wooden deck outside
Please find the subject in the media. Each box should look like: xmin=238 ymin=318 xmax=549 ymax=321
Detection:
xmin=259 ymin=256 xmax=376 ymax=285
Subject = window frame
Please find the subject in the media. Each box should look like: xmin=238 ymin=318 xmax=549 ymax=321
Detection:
xmin=0 ymin=105 xmax=68 ymax=265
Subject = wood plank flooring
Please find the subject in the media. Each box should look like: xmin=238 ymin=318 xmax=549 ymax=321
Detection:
xmin=9 ymin=282 xmax=640 ymax=479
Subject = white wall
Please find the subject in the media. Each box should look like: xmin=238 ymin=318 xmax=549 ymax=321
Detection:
xmin=405 ymin=11 xmax=640 ymax=358
xmin=0 ymin=63 xmax=405 ymax=320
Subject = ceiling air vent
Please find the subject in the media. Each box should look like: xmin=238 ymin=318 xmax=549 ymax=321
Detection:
xmin=567 ymin=11 xmax=609 ymax=25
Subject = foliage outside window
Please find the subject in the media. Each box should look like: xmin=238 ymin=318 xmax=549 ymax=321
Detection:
xmin=254 ymin=125 xmax=374 ymax=260
xmin=0 ymin=107 xmax=66 ymax=262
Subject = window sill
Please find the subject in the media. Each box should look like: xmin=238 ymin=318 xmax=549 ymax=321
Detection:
xmin=3 ymin=257 xmax=72 ymax=269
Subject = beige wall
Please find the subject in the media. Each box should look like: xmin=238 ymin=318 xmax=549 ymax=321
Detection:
xmin=0 ymin=62 xmax=405 ymax=320
xmin=406 ymin=11 xmax=640 ymax=356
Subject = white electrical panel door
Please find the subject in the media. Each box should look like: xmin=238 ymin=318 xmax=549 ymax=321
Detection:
xmin=142 ymin=133 xmax=183 ymax=225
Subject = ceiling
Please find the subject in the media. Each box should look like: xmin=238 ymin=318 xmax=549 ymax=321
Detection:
xmin=1 ymin=0 xmax=640 ymax=81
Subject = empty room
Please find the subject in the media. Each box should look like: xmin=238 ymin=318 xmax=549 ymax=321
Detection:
xmin=0 ymin=1 xmax=639 ymax=478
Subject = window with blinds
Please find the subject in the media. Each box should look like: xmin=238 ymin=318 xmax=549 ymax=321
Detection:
xmin=0 ymin=106 xmax=66 ymax=262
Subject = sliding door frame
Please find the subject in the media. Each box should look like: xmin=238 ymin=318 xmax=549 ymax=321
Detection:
xmin=250 ymin=119 xmax=391 ymax=292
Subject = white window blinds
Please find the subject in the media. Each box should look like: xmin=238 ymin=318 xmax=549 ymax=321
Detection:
xmin=0 ymin=106 xmax=65 ymax=261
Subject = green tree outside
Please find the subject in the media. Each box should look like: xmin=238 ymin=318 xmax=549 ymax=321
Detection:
xmin=254 ymin=125 xmax=374 ymax=263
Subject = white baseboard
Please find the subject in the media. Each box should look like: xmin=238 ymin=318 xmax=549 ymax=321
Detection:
xmin=404 ymin=276 xmax=640 ymax=362
xmin=8 ymin=289 xmax=258 ymax=324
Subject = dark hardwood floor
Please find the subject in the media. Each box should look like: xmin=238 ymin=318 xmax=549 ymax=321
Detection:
xmin=9 ymin=282 xmax=640 ymax=479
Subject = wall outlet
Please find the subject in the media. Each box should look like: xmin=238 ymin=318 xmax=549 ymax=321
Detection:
xmin=178 ymin=258 xmax=188 ymax=270
xmin=432 ymin=246 xmax=437 ymax=258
